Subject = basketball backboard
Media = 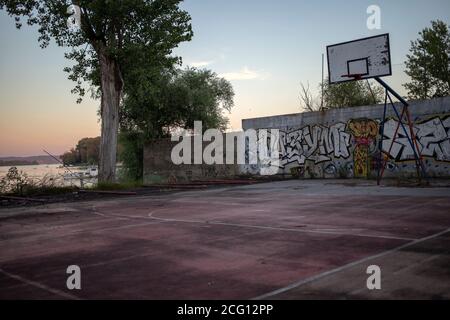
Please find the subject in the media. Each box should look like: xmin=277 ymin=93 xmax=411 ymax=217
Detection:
xmin=327 ymin=33 xmax=391 ymax=84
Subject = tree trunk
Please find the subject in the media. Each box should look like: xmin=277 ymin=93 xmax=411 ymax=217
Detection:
xmin=98 ymin=52 xmax=123 ymax=183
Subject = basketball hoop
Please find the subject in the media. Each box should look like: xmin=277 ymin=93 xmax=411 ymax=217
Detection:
xmin=326 ymin=33 xmax=428 ymax=185
xmin=327 ymin=34 xmax=391 ymax=84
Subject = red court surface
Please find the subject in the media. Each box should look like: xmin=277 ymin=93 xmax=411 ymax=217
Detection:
xmin=1 ymin=180 xmax=449 ymax=299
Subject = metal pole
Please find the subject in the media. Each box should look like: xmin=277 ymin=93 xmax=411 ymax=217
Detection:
xmin=43 ymin=149 xmax=75 ymax=175
xmin=321 ymin=53 xmax=324 ymax=109
xmin=386 ymin=94 xmax=427 ymax=179
xmin=378 ymin=92 xmax=406 ymax=182
xmin=373 ymin=77 xmax=427 ymax=184
xmin=374 ymin=77 xmax=409 ymax=107
xmin=377 ymin=90 xmax=388 ymax=185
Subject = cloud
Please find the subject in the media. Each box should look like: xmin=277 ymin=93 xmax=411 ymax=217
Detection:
xmin=188 ymin=60 xmax=214 ymax=68
xmin=219 ymin=67 xmax=270 ymax=81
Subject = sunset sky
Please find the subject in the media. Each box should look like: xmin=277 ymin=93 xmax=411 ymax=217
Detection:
xmin=1 ymin=0 xmax=449 ymax=157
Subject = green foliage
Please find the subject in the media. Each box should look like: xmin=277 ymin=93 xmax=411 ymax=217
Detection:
xmin=61 ymin=149 xmax=79 ymax=166
xmin=0 ymin=167 xmax=30 ymax=195
xmin=22 ymin=185 xmax=78 ymax=196
xmin=0 ymin=167 xmax=76 ymax=195
xmin=120 ymin=67 xmax=235 ymax=180
xmin=300 ymin=78 xmax=384 ymax=111
xmin=118 ymin=131 xmax=144 ymax=182
xmin=0 ymin=0 xmax=193 ymax=103
xmin=61 ymin=137 xmax=100 ymax=165
xmin=169 ymin=68 xmax=234 ymax=131
xmin=121 ymin=67 xmax=234 ymax=137
xmin=322 ymin=78 xmax=384 ymax=109
xmin=1 ymin=0 xmax=194 ymax=182
xmin=404 ymin=20 xmax=450 ymax=100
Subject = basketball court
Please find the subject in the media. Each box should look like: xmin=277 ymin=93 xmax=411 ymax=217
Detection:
xmin=1 ymin=180 xmax=449 ymax=299
xmin=1 ymin=34 xmax=448 ymax=300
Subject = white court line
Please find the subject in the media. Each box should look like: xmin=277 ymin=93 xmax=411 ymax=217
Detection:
xmin=347 ymin=253 xmax=443 ymax=297
xmin=0 ymin=268 xmax=80 ymax=300
xmin=252 ymin=227 xmax=450 ymax=300
xmin=0 ymin=216 xmax=162 ymax=245
xmin=204 ymin=221 xmax=415 ymax=241
xmin=147 ymin=211 xmax=416 ymax=241
xmin=46 ymin=200 xmax=418 ymax=242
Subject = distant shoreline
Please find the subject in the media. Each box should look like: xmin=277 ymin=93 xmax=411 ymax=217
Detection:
xmin=0 ymin=160 xmax=39 ymax=167
xmin=0 ymin=155 xmax=60 ymax=166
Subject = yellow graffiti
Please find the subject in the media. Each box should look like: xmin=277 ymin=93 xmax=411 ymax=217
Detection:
xmin=353 ymin=145 xmax=369 ymax=177
xmin=348 ymin=119 xmax=379 ymax=178
xmin=348 ymin=119 xmax=378 ymax=139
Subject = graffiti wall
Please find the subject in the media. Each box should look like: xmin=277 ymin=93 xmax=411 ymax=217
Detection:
xmin=143 ymin=97 xmax=450 ymax=183
xmin=241 ymin=97 xmax=450 ymax=179
xmin=382 ymin=117 xmax=450 ymax=162
xmin=279 ymin=123 xmax=351 ymax=167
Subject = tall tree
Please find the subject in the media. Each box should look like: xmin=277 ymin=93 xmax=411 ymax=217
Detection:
xmin=404 ymin=20 xmax=450 ymax=100
xmin=61 ymin=137 xmax=102 ymax=165
xmin=298 ymin=82 xmax=318 ymax=112
xmin=121 ymin=67 xmax=234 ymax=138
xmin=0 ymin=0 xmax=193 ymax=182
xmin=120 ymin=67 xmax=234 ymax=180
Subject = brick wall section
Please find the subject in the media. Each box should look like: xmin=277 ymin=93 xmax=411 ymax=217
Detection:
xmin=143 ymin=136 xmax=240 ymax=184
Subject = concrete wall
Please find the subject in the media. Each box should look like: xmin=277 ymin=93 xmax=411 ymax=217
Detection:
xmin=143 ymin=97 xmax=450 ymax=183
xmin=242 ymin=96 xmax=450 ymax=179
xmin=143 ymin=136 xmax=240 ymax=184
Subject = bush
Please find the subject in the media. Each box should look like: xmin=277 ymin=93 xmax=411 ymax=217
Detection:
xmin=0 ymin=167 xmax=31 ymax=195
xmin=0 ymin=167 xmax=76 ymax=196
xmin=118 ymin=131 xmax=144 ymax=182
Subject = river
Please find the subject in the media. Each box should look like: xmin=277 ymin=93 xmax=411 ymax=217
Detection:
xmin=0 ymin=164 xmax=98 ymax=188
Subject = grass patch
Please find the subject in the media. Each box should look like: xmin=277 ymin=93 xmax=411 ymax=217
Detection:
xmin=1 ymin=167 xmax=144 ymax=197
xmin=0 ymin=167 xmax=79 ymax=197
xmin=1 ymin=185 xmax=79 ymax=197
xmin=21 ymin=185 xmax=79 ymax=196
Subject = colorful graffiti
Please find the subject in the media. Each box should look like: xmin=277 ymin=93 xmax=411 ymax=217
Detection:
xmin=278 ymin=115 xmax=449 ymax=177
xmin=348 ymin=119 xmax=379 ymax=177
xmin=279 ymin=123 xmax=351 ymax=168
xmin=144 ymin=105 xmax=450 ymax=184
xmin=382 ymin=116 xmax=450 ymax=162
